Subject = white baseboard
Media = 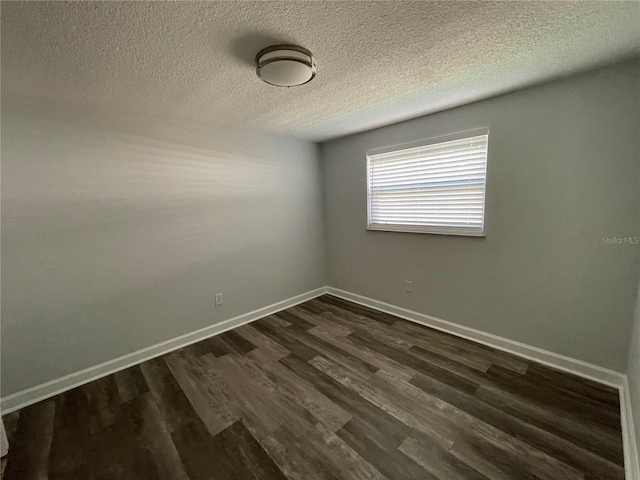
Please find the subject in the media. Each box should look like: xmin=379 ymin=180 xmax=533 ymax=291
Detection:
xmin=0 ymin=287 xmax=328 ymax=414
xmin=326 ymin=287 xmax=640 ymax=479
xmin=621 ymin=377 xmax=640 ymax=480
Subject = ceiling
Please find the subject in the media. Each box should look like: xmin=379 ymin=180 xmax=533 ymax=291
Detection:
xmin=2 ymin=1 xmax=639 ymax=142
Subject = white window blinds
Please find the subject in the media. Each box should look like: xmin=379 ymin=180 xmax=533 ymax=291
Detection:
xmin=367 ymin=131 xmax=488 ymax=236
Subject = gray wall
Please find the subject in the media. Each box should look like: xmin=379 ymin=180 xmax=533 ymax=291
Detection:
xmin=322 ymin=60 xmax=640 ymax=372
xmin=1 ymin=96 xmax=327 ymax=396
xmin=628 ymin=268 xmax=640 ymax=466
xmin=627 ymin=144 xmax=640 ymax=462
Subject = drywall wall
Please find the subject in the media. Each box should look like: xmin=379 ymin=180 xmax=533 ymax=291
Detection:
xmin=1 ymin=96 xmax=326 ymax=396
xmin=626 ymin=104 xmax=640 ymax=466
xmin=629 ymin=268 xmax=640 ymax=466
xmin=322 ymin=60 xmax=640 ymax=371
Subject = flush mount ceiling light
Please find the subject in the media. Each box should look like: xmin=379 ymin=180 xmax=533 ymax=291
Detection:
xmin=255 ymin=45 xmax=316 ymax=87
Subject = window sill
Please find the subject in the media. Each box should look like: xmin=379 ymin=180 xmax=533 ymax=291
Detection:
xmin=367 ymin=225 xmax=485 ymax=237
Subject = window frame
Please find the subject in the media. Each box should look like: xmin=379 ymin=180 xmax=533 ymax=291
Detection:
xmin=366 ymin=127 xmax=489 ymax=237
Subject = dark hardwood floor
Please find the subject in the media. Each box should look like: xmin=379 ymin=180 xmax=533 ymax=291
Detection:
xmin=1 ymin=295 xmax=625 ymax=479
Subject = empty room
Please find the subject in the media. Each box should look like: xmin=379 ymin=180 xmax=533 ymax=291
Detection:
xmin=1 ymin=1 xmax=639 ymax=479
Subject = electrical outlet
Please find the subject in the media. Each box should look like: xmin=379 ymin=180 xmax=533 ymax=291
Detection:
xmin=215 ymin=293 xmax=224 ymax=306
xmin=405 ymin=280 xmax=413 ymax=293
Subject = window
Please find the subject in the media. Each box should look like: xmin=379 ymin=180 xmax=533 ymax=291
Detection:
xmin=367 ymin=128 xmax=489 ymax=236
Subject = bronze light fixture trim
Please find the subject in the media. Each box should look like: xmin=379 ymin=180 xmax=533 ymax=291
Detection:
xmin=255 ymin=45 xmax=316 ymax=87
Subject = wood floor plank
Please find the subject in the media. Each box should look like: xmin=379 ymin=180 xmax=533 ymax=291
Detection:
xmin=401 ymin=350 xmax=481 ymax=393
xmin=261 ymin=314 xmax=292 ymax=329
xmin=399 ymin=436 xmax=491 ymax=480
xmin=47 ymin=387 xmax=101 ymax=479
xmin=2 ymin=412 xmax=20 ymax=445
xmin=210 ymin=420 xmax=288 ymax=480
xmin=165 ymin=352 xmax=240 ymax=437
xmin=310 ymin=327 xmax=416 ymax=381
xmin=288 ymin=306 xmax=353 ymax=336
xmin=407 ymin=344 xmax=486 ymax=384
xmin=253 ymin=355 xmax=352 ymax=432
xmin=310 ymin=355 xmax=460 ymax=449
xmin=458 ymin=419 xmax=584 ymax=480
xmin=390 ymin=320 xmax=529 ymax=374
xmin=202 ymin=335 xmax=238 ymax=357
xmin=525 ymin=363 xmax=620 ymax=406
xmin=340 ymin=367 xmax=584 ymax=480
xmin=279 ymin=354 xmax=412 ymax=447
xmin=372 ymin=369 xmax=472 ymax=438
xmin=176 ymin=335 xmax=232 ymax=358
xmin=263 ymin=424 xmax=342 ymax=480
xmin=487 ymin=364 xmax=621 ymax=423
xmin=314 ymin=296 xmax=399 ymax=326
xmin=84 ymin=374 xmax=122 ymax=427
xmin=127 ymin=392 xmax=190 ymax=480
xmin=346 ymin=320 xmax=415 ymax=351
xmin=283 ymin=325 xmax=380 ymax=375
xmin=320 ymin=294 xmax=524 ymax=374
xmin=409 ymin=371 xmax=624 ymax=480
xmin=3 ymin=296 xmax=625 ymax=480
xmin=303 ymin=300 xmax=415 ymax=350
xmin=383 ymin=322 xmax=494 ymax=372
xmin=319 ymin=296 xmax=522 ymax=374
xmin=170 ymin=420 xmax=223 ymax=480
xmin=337 ymin=417 xmax=438 ymax=480
xmin=235 ymin=324 xmax=290 ymax=360
xmin=507 ymin=365 xmax=623 ymax=432
xmin=348 ymin=328 xmax=482 ymax=393
xmin=218 ymin=330 xmax=258 ymax=355
xmin=2 ymin=401 xmax=55 ymax=480
xmin=248 ymin=345 xmax=291 ymax=365
xmin=139 ymin=357 xmax=202 ymax=433
xmin=264 ymin=421 xmax=390 ymax=480
xmin=294 ymin=300 xmax=327 ymax=315
xmin=252 ymin=320 xmax=320 ymax=361
xmin=450 ymin=432 xmax=543 ymax=480
xmin=274 ymin=309 xmax=318 ymax=330
xmin=114 ymin=365 xmax=150 ymax=402
xmin=312 ymin=422 xmax=390 ymax=480
xmin=209 ymin=353 xmax=318 ymax=442
xmin=476 ymin=383 xmax=624 ymax=465
xmin=91 ymin=408 xmax=161 ymax=480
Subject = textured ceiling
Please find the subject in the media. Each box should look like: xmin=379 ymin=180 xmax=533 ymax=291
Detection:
xmin=2 ymin=1 xmax=639 ymax=141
